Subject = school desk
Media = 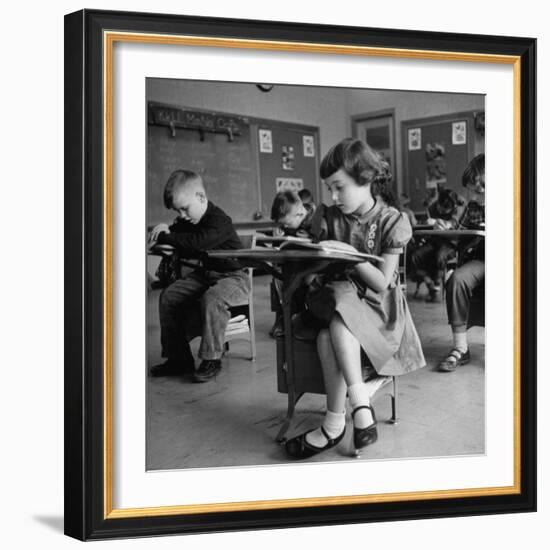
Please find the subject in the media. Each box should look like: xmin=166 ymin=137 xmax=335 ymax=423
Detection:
xmin=413 ymin=228 xmax=485 ymax=239
xmin=207 ymin=248 xmax=371 ymax=442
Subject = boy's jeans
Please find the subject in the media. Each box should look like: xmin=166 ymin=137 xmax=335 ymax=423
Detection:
xmin=445 ymin=259 xmax=485 ymax=326
xmin=159 ymin=269 xmax=250 ymax=361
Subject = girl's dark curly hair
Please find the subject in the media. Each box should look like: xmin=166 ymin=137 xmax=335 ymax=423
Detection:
xmin=462 ymin=153 xmax=485 ymax=187
xmin=320 ymin=138 xmax=395 ymax=206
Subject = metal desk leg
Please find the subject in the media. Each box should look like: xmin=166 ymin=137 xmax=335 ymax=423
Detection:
xmin=274 ymin=260 xmax=332 ymax=443
xmin=276 ymin=390 xmax=304 ymax=443
xmin=276 ymin=267 xmax=298 ymax=443
xmin=388 ymin=376 xmax=399 ymax=424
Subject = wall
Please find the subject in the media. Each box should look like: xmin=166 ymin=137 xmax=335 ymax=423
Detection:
xmin=148 ymin=80 xmax=484 ymax=205
xmin=147 ymin=78 xmax=349 ymax=167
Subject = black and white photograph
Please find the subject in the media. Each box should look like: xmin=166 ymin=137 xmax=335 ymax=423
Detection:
xmin=1 ymin=0 xmax=545 ymax=546
xmin=59 ymin=6 xmax=537 ymax=542
xmin=145 ymin=78 xmax=486 ymax=470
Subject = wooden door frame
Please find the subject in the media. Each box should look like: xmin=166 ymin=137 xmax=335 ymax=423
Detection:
xmin=351 ymin=108 xmax=397 ymax=189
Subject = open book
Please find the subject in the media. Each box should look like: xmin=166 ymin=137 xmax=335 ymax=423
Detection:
xmin=256 ymin=234 xmax=312 ymax=245
xmin=277 ymin=240 xmax=383 ymax=263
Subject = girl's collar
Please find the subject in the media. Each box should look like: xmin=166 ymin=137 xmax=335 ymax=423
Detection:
xmin=348 ymin=199 xmax=381 ymax=224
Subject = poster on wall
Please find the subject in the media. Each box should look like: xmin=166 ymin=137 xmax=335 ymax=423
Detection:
xmin=452 ymin=121 xmax=467 ymax=144
xmin=259 ymin=128 xmax=273 ymax=152
xmin=303 ymin=135 xmax=315 ymax=157
xmin=276 ymin=177 xmax=303 ymax=192
xmin=281 ymin=144 xmax=295 ymax=170
xmin=408 ymin=127 xmax=422 ymax=150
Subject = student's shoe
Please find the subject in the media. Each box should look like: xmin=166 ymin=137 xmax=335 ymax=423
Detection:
xmin=150 ymin=357 xmax=194 ymax=377
xmin=426 ymin=286 xmax=442 ymax=302
xmin=285 ymin=426 xmax=346 ymax=459
xmin=193 ymin=360 xmax=222 ymax=383
xmin=351 ymin=405 xmax=378 ymax=456
xmin=269 ymin=318 xmax=284 ymax=338
xmin=438 ymin=348 xmax=470 ymax=372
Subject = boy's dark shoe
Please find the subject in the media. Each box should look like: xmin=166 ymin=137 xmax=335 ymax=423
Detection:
xmin=150 ymin=357 xmax=194 ymax=377
xmin=193 ymin=360 xmax=222 ymax=383
xmin=269 ymin=318 xmax=284 ymax=338
xmin=426 ymin=286 xmax=442 ymax=303
xmin=437 ymin=348 xmax=470 ymax=372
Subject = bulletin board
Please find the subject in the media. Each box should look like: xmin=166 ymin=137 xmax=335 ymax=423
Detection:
xmin=401 ymin=110 xmax=485 ymax=212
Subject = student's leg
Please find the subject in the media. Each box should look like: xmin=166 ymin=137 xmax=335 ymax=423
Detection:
xmin=317 ymin=329 xmax=347 ymax=412
xmin=299 ymin=329 xmax=347 ymax=448
xmin=156 ymin=272 xmax=208 ymax=373
xmin=197 ymin=271 xmax=251 ymax=361
xmin=433 ymin=243 xmax=456 ymax=287
xmin=269 ymin=278 xmax=284 ymax=337
xmin=410 ymin=242 xmax=435 ymax=296
xmin=328 ymin=314 xmax=375 ymax=430
xmin=426 ymin=242 xmax=454 ymax=302
xmin=439 ymin=260 xmax=485 ymax=372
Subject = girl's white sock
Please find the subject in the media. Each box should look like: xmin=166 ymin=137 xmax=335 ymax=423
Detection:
xmin=348 ymin=382 xmax=374 ymax=429
xmin=452 ymin=331 xmax=468 ymax=353
xmin=305 ymin=409 xmax=346 ymax=448
xmin=364 ymin=376 xmax=391 ymax=398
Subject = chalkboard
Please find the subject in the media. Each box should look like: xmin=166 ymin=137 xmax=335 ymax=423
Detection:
xmin=147 ymin=107 xmax=259 ymax=226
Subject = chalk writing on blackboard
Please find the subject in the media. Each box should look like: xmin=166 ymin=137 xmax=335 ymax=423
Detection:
xmin=149 ymin=103 xmax=247 ymax=141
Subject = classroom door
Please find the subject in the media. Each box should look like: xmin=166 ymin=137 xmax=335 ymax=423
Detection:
xmin=353 ymin=113 xmax=396 ymax=179
xmin=255 ymin=123 xmax=320 ymax=220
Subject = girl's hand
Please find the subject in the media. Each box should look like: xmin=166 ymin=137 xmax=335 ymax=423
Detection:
xmin=433 ymin=218 xmax=450 ymax=230
xmin=354 ymin=253 xmax=399 ymax=293
xmin=319 ymin=240 xmax=358 ymax=253
xmin=148 ymin=223 xmax=170 ymax=248
xmin=304 ymin=274 xmax=323 ymax=291
xmin=272 ymin=226 xmax=285 ymax=237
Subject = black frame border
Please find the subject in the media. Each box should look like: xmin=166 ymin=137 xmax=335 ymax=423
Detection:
xmin=64 ymin=9 xmax=536 ymax=541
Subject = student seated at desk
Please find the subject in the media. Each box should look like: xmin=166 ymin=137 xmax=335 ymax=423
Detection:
xmin=268 ymin=191 xmax=318 ymax=337
xmin=271 ymin=190 xmax=316 ymax=238
xmin=284 ymin=138 xmax=425 ymax=459
xmin=148 ymin=169 xmax=250 ymax=383
xmin=410 ymin=187 xmax=465 ymax=302
xmin=298 ymin=187 xmax=316 ymax=212
xmin=438 ymin=154 xmax=485 ymax=372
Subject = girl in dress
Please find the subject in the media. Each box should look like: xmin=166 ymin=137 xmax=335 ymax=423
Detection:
xmin=285 ymin=138 xmax=425 ymax=459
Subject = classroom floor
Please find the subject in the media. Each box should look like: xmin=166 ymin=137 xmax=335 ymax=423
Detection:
xmin=146 ymin=274 xmax=485 ymax=471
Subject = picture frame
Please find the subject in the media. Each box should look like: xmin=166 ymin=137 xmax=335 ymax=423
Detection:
xmin=64 ymin=9 xmax=536 ymax=541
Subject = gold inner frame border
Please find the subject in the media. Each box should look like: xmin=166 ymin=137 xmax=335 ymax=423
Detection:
xmin=102 ymin=30 xmax=522 ymax=519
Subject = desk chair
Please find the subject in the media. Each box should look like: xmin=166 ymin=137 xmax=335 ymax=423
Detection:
xmin=223 ymin=233 xmax=257 ymax=361
xmin=274 ymin=255 xmax=406 ymax=442
xmin=276 ymin=333 xmax=399 ymax=426
xmin=151 ymin=236 xmax=257 ymax=362
xmin=399 ymin=244 xmax=408 ymax=294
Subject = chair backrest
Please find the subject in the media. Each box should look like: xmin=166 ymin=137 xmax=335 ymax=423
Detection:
xmin=238 ymin=232 xmax=257 ymax=250
xmin=398 ymin=245 xmax=407 ymax=291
